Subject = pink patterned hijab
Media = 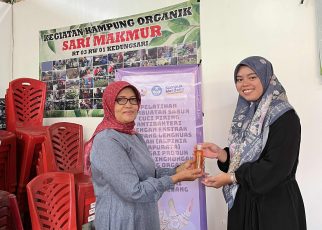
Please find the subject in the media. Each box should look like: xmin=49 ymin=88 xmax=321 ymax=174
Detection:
xmin=84 ymin=81 xmax=141 ymax=175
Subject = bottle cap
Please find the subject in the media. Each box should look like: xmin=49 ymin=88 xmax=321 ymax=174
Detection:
xmin=197 ymin=144 xmax=202 ymax=150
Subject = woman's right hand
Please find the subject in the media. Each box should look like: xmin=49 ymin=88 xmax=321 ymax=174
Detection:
xmin=201 ymin=172 xmax=232 ymax=188
xmin=171 ymin=168 xmax=203 ymax=184
xmin=196 ymin=142 xmax=227 ymax=162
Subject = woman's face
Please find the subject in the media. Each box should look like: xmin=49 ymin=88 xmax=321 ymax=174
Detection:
xmin=114 ymin=87 xmax=139 ymax=124
xmin=235 ymin=66 xmax=264 ymax=102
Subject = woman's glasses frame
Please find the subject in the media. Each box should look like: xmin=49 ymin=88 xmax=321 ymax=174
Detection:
xmin=115 ymin=97 xmax=139 ymax=105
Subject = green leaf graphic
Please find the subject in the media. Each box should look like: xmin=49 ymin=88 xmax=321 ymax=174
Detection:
xmin=100 ymin=20 xmax=110 ymax=25
xmin=40 ymin=31 xmax=48 ymax=42
xmin=47 ymin=40 xmax=56 ymax=53
xmin=80 ymin=23 xmax=89 ymax=29
xmin=168 ymin=18 xmax=190 ymax=33
xmin=191 ymin=4 xmax=200 ymax=23
xmin=74 ymin=109 xmax=81 ymax=117
xmin=46 ymin=111 xmax=64 ymax=118
xmin=49 ymin=29 xmax=56 ymax=34
xmin=80 ymin=23 xmax=92 ymax=37
xmin=70 ymin=25 xmax=78 ymax=30
xmin=91 ymin=109 xmax=104 ymax=117
xmin=185 ymin=28 xmax=200 ymax=48
xmin=40 ymin=31 xmax=47 ymax=38
xmin=40 ymin=29 xmax=56 ymax=42
xmin=173 ymin=35 xmax=185 ymax=45
xmin=79 ymin=110 xmax=89 ymax=117
xmin=149 ymin=30 xmax=173 ymax=46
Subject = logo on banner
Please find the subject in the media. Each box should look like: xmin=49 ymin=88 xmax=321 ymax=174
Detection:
xmin=151 ymin=86 xmax=162 ymax=96
xmin=139 ymin=87 xmax=148 ymax=97
xmin=165 ymin=84 xmax=184 ymax=94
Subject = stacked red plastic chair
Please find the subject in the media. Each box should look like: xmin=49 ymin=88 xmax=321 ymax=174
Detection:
xmin=0 ymin=130 xmax=16 ymax=193
xmin=5 ymin=78 xmax=47 ymax=210
xmin=75 ymin=176 xmax=95 ymax=229
xmin=0 ymin=190 xmax=24 ymax=230
xmin=26 ymin=172 xmax=77 ymax=230
xmin=48 ymin=122 xmax=84 ymax=173
xmin=37 ymin=122 xmax=96 ymax=229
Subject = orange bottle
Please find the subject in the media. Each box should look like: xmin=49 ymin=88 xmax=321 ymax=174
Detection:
xmin=194 ymin=144 xmax=204 ymax=171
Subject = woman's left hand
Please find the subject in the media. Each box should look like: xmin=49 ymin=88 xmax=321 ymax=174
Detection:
xmin=175 ymin=159 xmax=195 ymax=173
xmin=201 ymin=173 xmax=231 ymax=188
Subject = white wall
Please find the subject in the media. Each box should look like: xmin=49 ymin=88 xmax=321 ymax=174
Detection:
xmin=0 ymin=2 xmax=12 ymax=98
xmin=7 ymin=0 xmax=322 ymax=229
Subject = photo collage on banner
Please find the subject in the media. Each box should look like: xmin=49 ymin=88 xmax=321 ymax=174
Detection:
xmin=39 ymin=0 xmax=201 ymax=117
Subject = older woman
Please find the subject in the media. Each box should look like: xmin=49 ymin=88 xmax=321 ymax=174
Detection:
xmin=200 ymin=56 xmax=306 ymax=230
xmin=84 ymin=81 xmax=202 ymax=230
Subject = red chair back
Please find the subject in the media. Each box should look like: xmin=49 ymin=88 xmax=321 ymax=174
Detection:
xmin=75 ymin=174 xmax=96 ymax=229
xmin=35 ymin=122 xmax=96 ymax=229
xmin=0 ymin=130 xmax=17 ymax=193
xmin=48 ymin=122 xmax=84 ymax=174
xmin=0 ymin=190 xmax=23 ymax=230
xmin=5 ymin=78 xmax=46 ymax=132
xmin=26 ymin=172 xmax=77 ymax=230
xmin=36 ymin=140 xmax=56 ymax=175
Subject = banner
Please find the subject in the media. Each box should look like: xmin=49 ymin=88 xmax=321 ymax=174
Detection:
xmin=39 ymin=1 xmax=200 ymax=117
xmin=116 ymin=65 xmax=207 ymax=230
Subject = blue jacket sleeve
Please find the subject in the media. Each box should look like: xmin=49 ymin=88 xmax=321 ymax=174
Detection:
xmin=155 ymin=167 xmax=176 ymax=178
xmin=90 ymin=131 xmax=175 ymax=203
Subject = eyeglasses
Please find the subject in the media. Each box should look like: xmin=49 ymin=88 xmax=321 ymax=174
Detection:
xmin=115 ymin=97 xmax=139 ymax=105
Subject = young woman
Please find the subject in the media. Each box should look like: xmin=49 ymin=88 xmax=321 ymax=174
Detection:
xmin=200 ymin=56 xmax=306 ymax=230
